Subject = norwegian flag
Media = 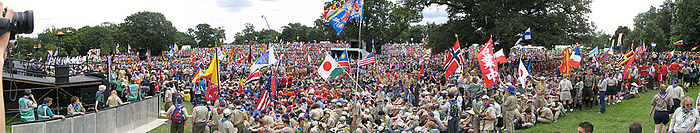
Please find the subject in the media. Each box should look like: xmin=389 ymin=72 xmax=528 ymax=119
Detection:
xmin=443 ymin=40 xmax=463 ymax=78
xmin=256 ymin=90 xmax=271 ymax=111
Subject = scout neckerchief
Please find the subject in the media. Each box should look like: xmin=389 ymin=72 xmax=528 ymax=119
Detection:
xmin=72 ymin=103 xmax=80 ymax=112
xmin=221 ymin=117 xmax=230 ymax=122
xmin=682 ymin=108 xmax=694 ymax=125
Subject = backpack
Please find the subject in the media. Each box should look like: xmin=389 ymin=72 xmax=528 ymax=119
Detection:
xmin=171 ymin=104 xmax=185 ymax=124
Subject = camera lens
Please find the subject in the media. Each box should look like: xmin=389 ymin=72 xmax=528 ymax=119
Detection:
xmin=11 ymin=10 xmax=33 ymax=34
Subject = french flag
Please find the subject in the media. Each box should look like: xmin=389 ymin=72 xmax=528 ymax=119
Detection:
xmin=569 ymin=46 xmax=582 ymax=68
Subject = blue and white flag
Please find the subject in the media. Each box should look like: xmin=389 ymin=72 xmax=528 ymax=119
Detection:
xmin=249 ymin=48 xmax=278 ymax=71
xmin=514 ymin=28 xmax=532 ymax=45
xmin=588 ymin=46 xmax=599 ymax=57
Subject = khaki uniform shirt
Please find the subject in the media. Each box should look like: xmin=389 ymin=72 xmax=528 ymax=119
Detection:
xmin=218 ymin=120 xmax=236 ymax=133
xmin=539 ymin=108 xmax=554 ymax=121
xmin=192 ymin=105 xmax=209 ymax=123
xmin=106 ymin=96 xmax=124 ymax=107
xmin=651 ymin=93 xmax=674 ymax=111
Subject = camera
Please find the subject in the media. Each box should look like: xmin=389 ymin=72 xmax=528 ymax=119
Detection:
xmin=0 ymin=10 xmax=34 ymax=48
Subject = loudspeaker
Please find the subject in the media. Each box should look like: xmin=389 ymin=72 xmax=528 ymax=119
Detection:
xmin=55 ymin=65 xmax=69 ymax=84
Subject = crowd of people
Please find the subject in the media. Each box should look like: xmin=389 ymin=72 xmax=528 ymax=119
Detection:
xmin=14 ymin=40 xmax=700 ymax=133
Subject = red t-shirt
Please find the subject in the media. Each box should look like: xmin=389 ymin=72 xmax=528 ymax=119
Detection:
xmin=639 ymin=65 xmax=649 ymax=77
xmin=660 ymin=65 xmax=668 ymax=75
xmin=670 ymin=63 xmax=680 ymax=73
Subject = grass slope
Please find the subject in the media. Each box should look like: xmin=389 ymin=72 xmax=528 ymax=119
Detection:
xmin=149 ymin=100 xmax=195 ymax=133
xmin=523 ymin=86 xmax=700 ymax=133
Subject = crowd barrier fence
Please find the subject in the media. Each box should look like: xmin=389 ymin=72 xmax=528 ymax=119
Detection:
xmin=11 ymin=96 xmax=160 ymax=133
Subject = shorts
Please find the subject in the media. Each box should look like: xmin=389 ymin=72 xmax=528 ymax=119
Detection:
xmin=653 ymin=110 xmax=670 ymax=124
xmin=583 ymin=86 xmax=594 ymax=98
xmin=606 ymin=86 xmax=616 ymax=95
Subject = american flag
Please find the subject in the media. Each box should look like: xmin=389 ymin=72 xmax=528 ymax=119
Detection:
xmin=256 ymin=90 xmax=270 ymax=111
xmin=358 ymin=52 xmax=376 ymax=66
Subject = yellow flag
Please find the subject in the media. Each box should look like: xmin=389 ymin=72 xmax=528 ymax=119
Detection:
xmin=203 ymin=53 xmax=219 ymax=84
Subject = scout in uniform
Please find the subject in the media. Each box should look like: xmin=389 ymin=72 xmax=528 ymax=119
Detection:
xmin=218 ymin=109 xmax=237 ymax=133
xmin=36 ymin=97 xmax=65 ymax=120
xmin=18 ymin=90 xmax=37 ymax=122
xmin=502 ymin=86 xmax=518 ymax=133
xmin=66 ymin=96 xmax=85 ymax=116
xmin=191 ymin=99 xmax=209 ymax=133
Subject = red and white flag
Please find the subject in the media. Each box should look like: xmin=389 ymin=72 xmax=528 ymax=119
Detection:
xmin=494 ymin=49 xmax=508 ymax=64
xmin=256 ymin=90 xmax=271 ymax=111
xmin=477 ymin=37 xmax=499 ymax=88
xmin=443 ymin=40 xmax=464 ymax=78
xmin=244 ymin=71 xmax=261 ymax=84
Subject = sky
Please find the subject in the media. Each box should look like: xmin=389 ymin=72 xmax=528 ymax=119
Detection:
xmin=5 ymin=0 xmax=667 ymax=42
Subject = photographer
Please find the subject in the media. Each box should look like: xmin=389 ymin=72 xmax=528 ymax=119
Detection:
xmin=0 ymin=1 xmax=17 ymax=128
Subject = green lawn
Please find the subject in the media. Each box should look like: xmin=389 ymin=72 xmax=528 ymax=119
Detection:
xmin=149 ymin=100 xmax=195 ymax=133
xmin=522 ymin=86 xmax=700 ymax=133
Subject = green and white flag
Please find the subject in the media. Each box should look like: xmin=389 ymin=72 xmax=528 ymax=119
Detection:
xmin=317 ymin=55 xmax=344 ymax=80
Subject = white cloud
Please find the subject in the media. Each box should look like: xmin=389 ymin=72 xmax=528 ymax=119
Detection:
xmin=589 ymin=0 xmax=666 ymax=34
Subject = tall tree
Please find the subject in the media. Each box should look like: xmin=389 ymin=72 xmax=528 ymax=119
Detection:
xmin=188 ymin=23 xmax=226 ymax=47
xmin=117 ymin=11 xmax=178 ymax=53
xmin=670 ymin=0 xmax=699 ymax=50
xmin=406 ymin=0 xmax=595 ymax=53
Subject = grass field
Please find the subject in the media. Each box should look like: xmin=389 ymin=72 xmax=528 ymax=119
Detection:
xmin=522 ymin=86 xmax=700 ymax=133
xmin=146 ymin=87 xmax=700 ymax=133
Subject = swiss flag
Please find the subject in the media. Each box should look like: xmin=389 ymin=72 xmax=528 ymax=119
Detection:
xmin=494 ymin=49 xmax=508 ymax=64
xmin=443 ymin=40 xmax=463 ymax=79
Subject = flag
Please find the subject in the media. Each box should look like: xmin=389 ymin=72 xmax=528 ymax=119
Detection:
xmin=127 ymin=45 xmax=132 ymax=53
xmin=617 ymin=33 xmax=623 ymax=46
xmin=323 ymin=0 xmax=363 ymax=36
xmin=559 ymin=48 xmax=570 ymax=75
xmin=347 ymin=0 xmax=364 ymax=22
xmin=444 ymin=39 xmax=464 ymax=79
xmin=249 ymin=48 xmax=278 ymax=71
xmin=587 ymin=46 xmax=598 ymax=57
xmin=317 ymin=55 xmax=343 ymax=80
xmin=256 ymin=90 xmax=271 ymax=111
xmin=693 ymin=45 xmax=699 ymax=51
xmin=358 ymin=52 xmax=375 ymax=66
xmin=202 ymin=52 xmax=220 ymax=84
xmin=651 ymin=42 xmax=657 ymax=48
xmin=337 ymin=49 xmax=350 ymax=67
xmin=518 ymin=59 xmax=530 ymax=88
xmin=191 ymin=69 xmax=203 ymax=83
xmin=477 ymin=37 xmax=498 ymax=88
xmin=674 ymin=40 xmax=683 ymax=45
xmin=494 ymin=49 xmax=508 ymax=64
xmin=244 ymin=71 xmax=261 ymax=84
xmin=619 ymin=50 xmax=635 ymax=66
xmin=642 ymin=41 xmax=646 ymax=54
xmin=569 ymin=46 xmax=582 ymax=68
xmin=600 ymin=48 xmax=614 ymax=60
xmin=270 ymin=76 xmax=277 ymax=98
xmin=670 ymin=49 xmax=675 ymax=57
xmin=205 ymin=84 xmax=219 ymax=101
xmin=514 ymin=28 xmax=532 ymax=45
xmin=621 ymin=51 xmax=636 ymax=78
